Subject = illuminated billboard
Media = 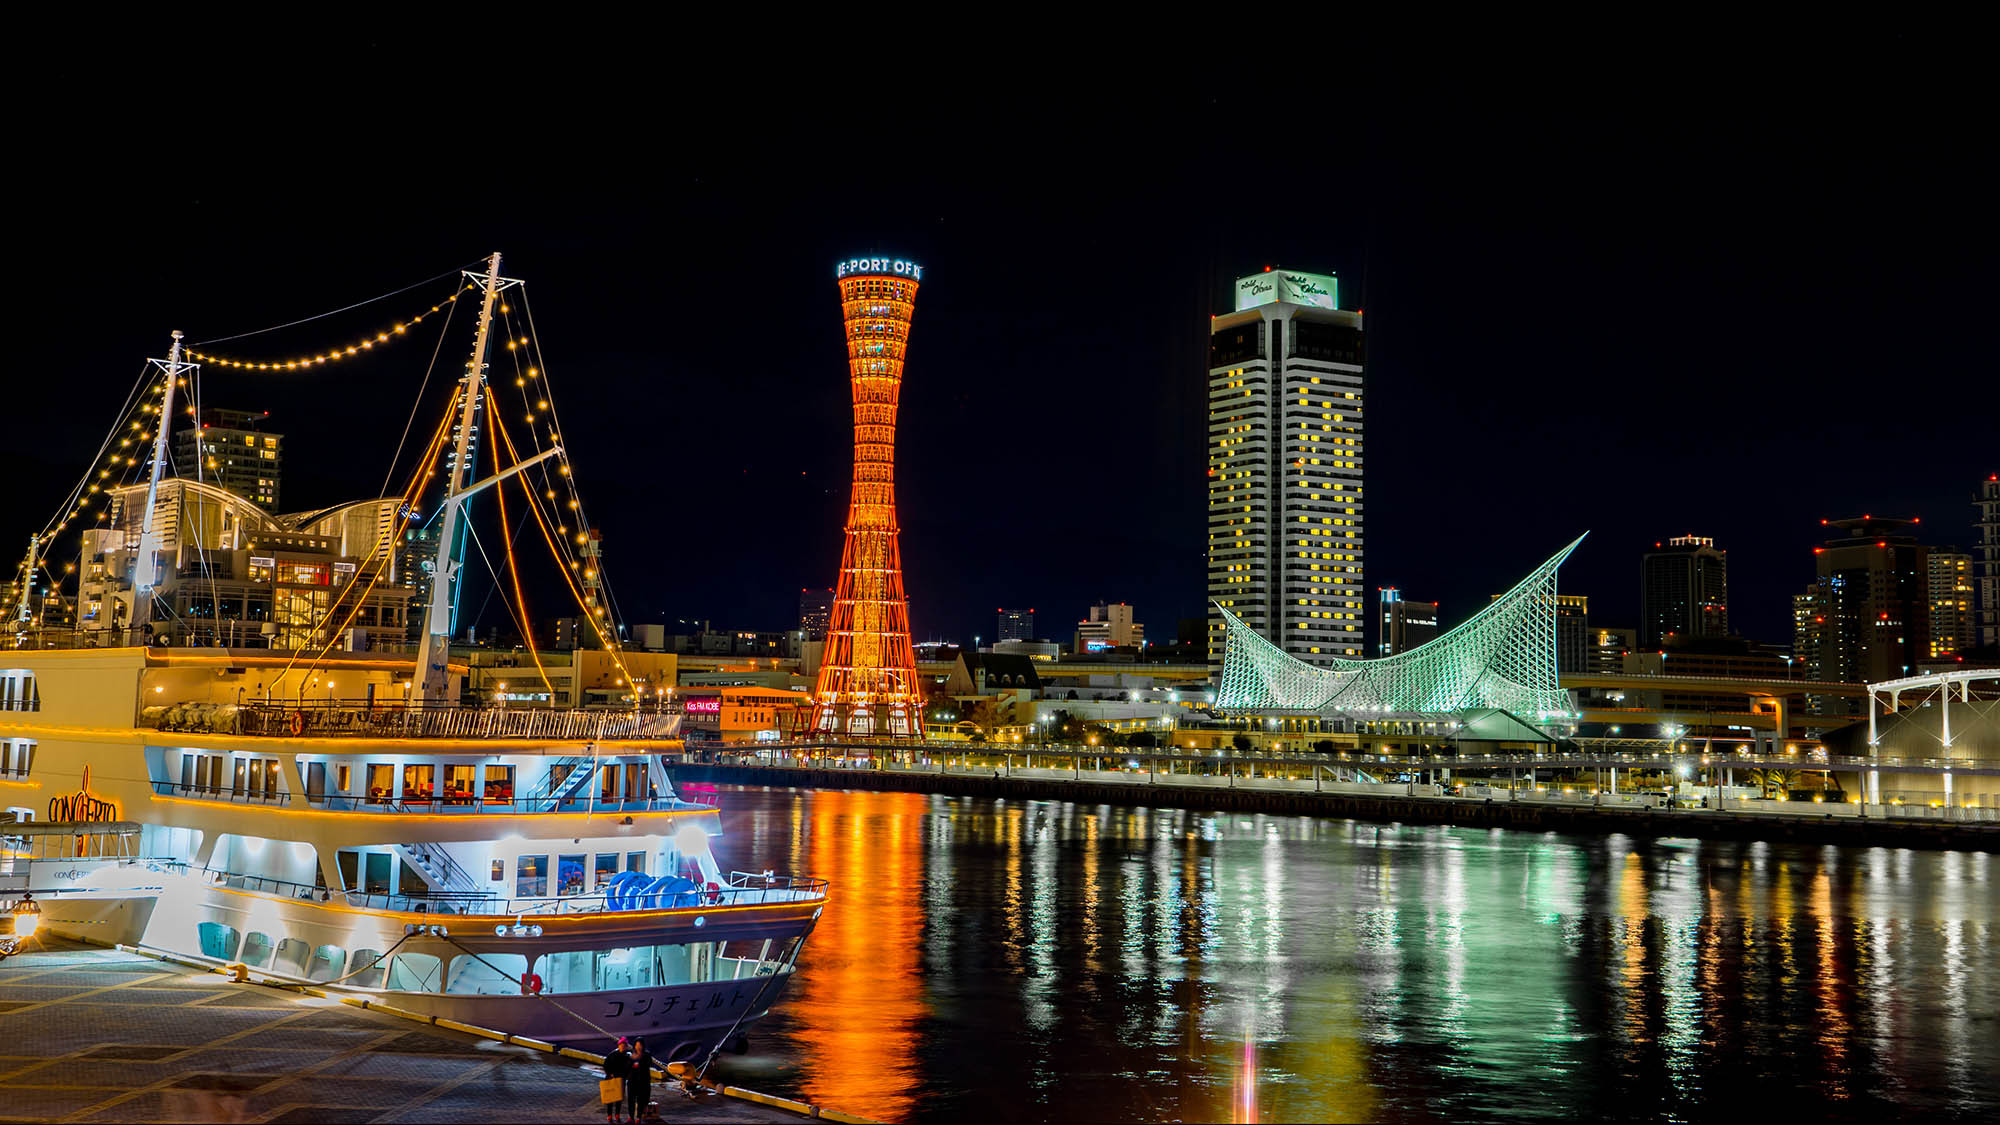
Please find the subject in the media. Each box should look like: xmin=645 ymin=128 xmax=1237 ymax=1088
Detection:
xmin=1235 ymin=270 xmax=1338 ymax=312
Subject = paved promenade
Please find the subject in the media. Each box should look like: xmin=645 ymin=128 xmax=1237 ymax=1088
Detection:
xmin=0 ymin=941 xmax=804 ymax=1123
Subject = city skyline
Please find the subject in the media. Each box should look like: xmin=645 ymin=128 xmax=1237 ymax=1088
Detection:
xmin=9 ymin=69 xmax=1991 ymax=657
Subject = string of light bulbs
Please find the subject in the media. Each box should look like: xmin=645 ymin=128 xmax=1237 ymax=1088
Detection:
xmin=184 ymin=283 xmax=474 ymax=370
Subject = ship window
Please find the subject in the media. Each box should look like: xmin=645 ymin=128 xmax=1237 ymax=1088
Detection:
xmin=308 ymin=945 xmax=346 ymax=982
xmin=386 ymin=952 xmax=442 ymax=992
xmin=305 ymin=762 xmax=326 ymax=803
xmin=447 ymin=952 xmax=526 ymax=995
xmin=483 ymin=765 xmax=514 ymax=803
xmin=178 ymin=753 xmax=192 ymax=789
xmin=444 ymin=764 xmax=476 ymax=803
xmin=240 ymin=931 xmax=274 ymax=968
xmin=402 ymin=764 xmax=435 ymax=802
xmin=366 ymin=763 xmax=393 ymax=803
xmin=232 ymin=759 xmax=247 ymax=797
xmin=626 ymin=851 xmax=646 ymax=874
xmin=197 ymin=922 xmax=240 ymax=960
xmin=516 ymin=855 xmax=548 ymax=898
xmin=336 ymin=764 xmax=351 ymax=792
xmin=490 ymin=860 xmax=504 ymax=882
xmin=273 ymin=937 xmax=312 ymax=975
xmin=594 ymin=853 xmax=619 ymax=891
xmin=558 ymin=854 xmax=586 ymax=896
xmin=349 ymin=949 xmax=387 ymax=988
xmin=365 ymin=852 xmax=392 ymax=894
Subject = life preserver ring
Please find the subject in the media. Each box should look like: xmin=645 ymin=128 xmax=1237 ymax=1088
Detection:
xmin=287 ymin=711 xmax=305 ymax=736
xmin=704 ymin=881 xmax=723 ymax=905
xmin=521 ymin=971 xmax=544 ymax=996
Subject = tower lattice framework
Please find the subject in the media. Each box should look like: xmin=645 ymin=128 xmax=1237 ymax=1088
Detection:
xmin=810 ymin=266 xmax=923 ymax=737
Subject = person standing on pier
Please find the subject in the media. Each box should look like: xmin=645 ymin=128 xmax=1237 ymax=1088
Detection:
xmin=601 ymin=1038 xmax=633 ymax=1122
xmin=626 ymin=1037 xmax=654 ymax=1121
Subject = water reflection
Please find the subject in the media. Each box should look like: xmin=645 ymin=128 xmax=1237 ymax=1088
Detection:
xmin=715 ymin=789 xmax=1995 ymax=1123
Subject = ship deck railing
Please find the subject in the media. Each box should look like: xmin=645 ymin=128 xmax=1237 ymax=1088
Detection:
xmin=147 ymin=780 xmax=712 ymax=816
xmin=163 ymin=863 xmax=826 ymax=917
xmin=145 ymin=701 xmax=683 ymax=742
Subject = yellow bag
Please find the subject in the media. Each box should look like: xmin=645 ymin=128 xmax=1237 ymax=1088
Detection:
xmin=599 ymin=1076 xmax=625 ymax=1104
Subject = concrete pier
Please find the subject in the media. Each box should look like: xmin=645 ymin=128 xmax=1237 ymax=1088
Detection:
xmin=0 ymin=941 xmax=834 ymax=1123
xmin=670 ymin=763 xmax=2000 ymax=851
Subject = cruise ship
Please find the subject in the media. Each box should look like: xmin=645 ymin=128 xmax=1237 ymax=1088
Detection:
xmin=1 ymin=649 xmax=825 ymax=1055
xmin=0 ymin=253 xmax=826 ymax=1060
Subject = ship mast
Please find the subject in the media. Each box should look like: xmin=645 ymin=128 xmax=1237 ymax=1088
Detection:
xmin=130 ymin=331 xmax=193 ymax=639
xmin=414 ymin=252 xmax=559 ymax=704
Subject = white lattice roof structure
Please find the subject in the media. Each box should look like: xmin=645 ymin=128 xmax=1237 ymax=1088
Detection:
xmin=1217 ymin=534 xmax=1586 ymax=725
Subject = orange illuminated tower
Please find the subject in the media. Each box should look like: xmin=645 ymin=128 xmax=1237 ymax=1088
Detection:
xmin=810 ymin=256 xmax=926 ymax=737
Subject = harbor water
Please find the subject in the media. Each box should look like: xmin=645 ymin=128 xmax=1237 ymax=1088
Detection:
xmin=696 ymin=784 xmax=1995 ymax=1123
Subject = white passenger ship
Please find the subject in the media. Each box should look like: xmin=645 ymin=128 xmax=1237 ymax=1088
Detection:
xmin=0 ymin=649 xmax=825 ymax=1055
xmin=1 ymin=253 xmax=826 ymax=1060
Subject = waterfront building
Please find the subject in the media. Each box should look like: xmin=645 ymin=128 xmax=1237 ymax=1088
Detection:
xmin=1977 ymin=475 xmax=2000 ymax=648
xmin=1622 ymin=637 xmax=1791 ymax=714
xmin=996 ymin=608 xmax=1034 ymax=643
xmin=1206 ymin=267 xmax=1364 ymax=671
xmin=798 ymin=588 xmax=833 ymax=642
xmin=1377 ymin=588 xmax=1438 ymax=656
xmin=1075 ymin=601 xmax=1144 ymax=653
xmin=76 ymin=479 xmax=409 ymax=651
xmin=1795 ymin=517 xmax=1930 ymax=716
xmin=1640 ymin=535 xmax=1729 ymax=649
xmin=396 ymin=524 xmax=440 ymax=647
xmin=1929 ymin=549 xmax=1975 ymax=660
xmin=466 ymin=647 xmax=678 ymax=708
xmin=679 ymin=685 xmax=808 ymax=744
xmin=172 ymin=408 xmax=282 ymax=511
xmin=809 ymin=257 xmax=924 ymax=737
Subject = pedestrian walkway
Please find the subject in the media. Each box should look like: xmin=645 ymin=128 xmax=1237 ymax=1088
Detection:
xmin=0 ymin=941 xmax=803 ymax=1123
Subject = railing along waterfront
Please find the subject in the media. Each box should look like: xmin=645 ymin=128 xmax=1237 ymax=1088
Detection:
xmin=147 ymin=779 xmax=708 ymax=816
xmin=173 ymin=864 xmax=827 ymax=916
xmin=146 ymin=701 xmax=683 ymax=741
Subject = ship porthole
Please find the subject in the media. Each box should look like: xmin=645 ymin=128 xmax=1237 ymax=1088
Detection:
xmin=693 ymin=916 xmax=706 ymax=928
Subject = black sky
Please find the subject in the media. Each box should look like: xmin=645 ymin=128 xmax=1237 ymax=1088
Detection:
xmin=10 ymin=36 xmax=1992 ymax=652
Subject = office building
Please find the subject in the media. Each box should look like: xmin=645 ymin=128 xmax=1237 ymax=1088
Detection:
xmin=1794 ymin=517 xmax=1930 ymax=715
xmin=798 ymin=588 xmax=833 ymax=642
xmin=997 ymin=608 xmax=1035 ymax=644
xmin=1589 ymin=626 xmax=1637 ymax=674
xmin=1377 ymin=588 xmax=1437 ymax=656
xmin=1977 ymin=475 xmax=1999 ymax=648
xmin=1640 ymin=535 xmax=1729 ymax=649
xmin=172 ymin=408 xmax=282 ymax=511
xmin=1207 ymin=267 xmax=1364 ymax=670
xmin=1075 ymin=601 xmax=1143 ymax=653
xmin=1927 ymin=549 xmax=1974 ymax=660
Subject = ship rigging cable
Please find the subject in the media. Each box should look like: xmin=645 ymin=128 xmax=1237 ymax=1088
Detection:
xmin=187 ymin=260 xmax=483 ymax=346
xmin=186 ymin=282 xmax=475 ymax=370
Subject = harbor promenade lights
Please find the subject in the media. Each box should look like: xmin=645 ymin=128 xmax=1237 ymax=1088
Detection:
xmin=810 ymin=257 xmax=925 ymax=739
xmin=1217 ymin=535 xmax=1586 ymax=728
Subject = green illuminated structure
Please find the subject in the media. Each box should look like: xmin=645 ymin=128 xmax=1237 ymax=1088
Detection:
xmin=1217 ymin=534 xmax=1586 ymax=726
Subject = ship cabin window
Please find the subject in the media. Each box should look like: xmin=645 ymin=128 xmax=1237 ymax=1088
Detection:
xmin=483 ymin=765 xmax=514 ymax=803
xmin=490 ymin=860 xmax=505 ymax=882
xmin=232 ymin=759 xmax=247 ymax=797
xmin=1 ymin=672 xmax=38 ymax=712
xmin=2 ymin=739 xmax=34 ymax=777
xmin=365 ymin=852 xmax=393 ymax=893
xmin=240 ymin=931 xmax=275 ymax=968
xmin=274 ymin=937 xmax=312 ymax=975
xmin=443 ymin=764 xmax=476 ymax=804
xmin=626 ymin=851 xmax=646 ymax=874
xmin=386 ymin=952 xmax=442 ymax=992
xmin=305 ymin=762 xmax=327 ymax=803
xmin=517 ymin=855 xmax=548 ymax=897
xmin=549 ymin=763 xmax=576 ymax=793
xmin=182 ymin=754 xmax=223 ymax=793
xmin=349 ymin=949 xmax=387 ymax=988
xmin=366 ymin=763 xmax=393 ymax=803
xmin=558 ymin=854 xmax=587 ymax=896
xmin=624 ymin=762 xmax=650 ymax=801
xmin=447 ymin=952 xmax=527 ymax=995
xmin=402 ymin=764 xmax=435 ymax=802
xmin=308 ymin=946 xmax=346 ymax=982
xmin=336 ymin=764 xmax=351 ymax=792
xmin=197 ymin=922 xmax=240 ymax=960
xmin=599 ymin=767 xmax=619 ymax=802
xmin=594 ymin=853 xmax=619 ymax=891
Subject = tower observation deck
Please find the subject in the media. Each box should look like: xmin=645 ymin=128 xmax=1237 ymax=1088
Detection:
xmin=810 ymin=257 xmax=926 ymax=737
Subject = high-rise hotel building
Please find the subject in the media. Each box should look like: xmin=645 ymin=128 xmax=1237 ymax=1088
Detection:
xmin=1207 ymin=268 xmax=1364 ymax=670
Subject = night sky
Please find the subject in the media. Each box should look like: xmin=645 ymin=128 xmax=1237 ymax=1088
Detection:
xmin=12 ymin=41 xmax=1991 ymax=653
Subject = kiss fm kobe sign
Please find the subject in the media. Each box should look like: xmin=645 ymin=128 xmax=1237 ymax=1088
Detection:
xmin=48 ymin=765 xmax=118 ymax=823
xmin=835 ymin=257 xmax=923 ymax=280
